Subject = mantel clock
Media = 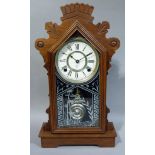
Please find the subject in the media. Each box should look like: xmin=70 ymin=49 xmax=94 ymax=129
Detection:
xmin=35 ymin=3 xmax=120 ymax=147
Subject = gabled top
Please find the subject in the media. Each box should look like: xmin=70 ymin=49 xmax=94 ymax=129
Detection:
xmin=48 ymin=20 xmax=106 ymax=54
xmin=60 ymin=3 xmax=94 ymax=22
xmin=35 ymin=3 xmax=120 ymax=71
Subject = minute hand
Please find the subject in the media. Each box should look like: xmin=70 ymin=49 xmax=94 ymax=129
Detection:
xmin=79 ymin=52 xmax=93 ymax=61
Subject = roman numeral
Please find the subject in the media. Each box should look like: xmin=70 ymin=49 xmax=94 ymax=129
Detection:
xmin=59 ymin=59 xmax=66 ymax=62
xmin=83 ymin=45 xmax=87 ymax=51
xmin=75 ymin=72 xmax=78 ymax=78
xmin=68 ymin=70 xmax=72 ymax=76
xmin=75 ymin=44 xmax=79 ymax=50
xmin=86 ymin=66 xmax=91 ymax=69
xmin=67 ymin=45 xmax=72 ymax=51
xmin=88 ymin=60 xmax=94 ymax=63
xmin=62 ymin=66 xmax=67 ymax=70
xmin=62 ymin=52 xmax=67 ymax=55
xmin=82 ymin=71 xmax=86 ymax=77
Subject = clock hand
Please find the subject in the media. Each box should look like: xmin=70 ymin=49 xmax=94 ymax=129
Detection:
xmin=79 ymin=52 xmax=93 ymax=61
xmin=70 ymin=55 xmax=77 ymax=61
xmin=86 ymin=52 xmax=93 ymax=57
xmin=69 ymin=54 xmax=80 ymax=64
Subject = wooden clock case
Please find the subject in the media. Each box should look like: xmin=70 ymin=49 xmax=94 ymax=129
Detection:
xmin=35 ymin=3 xmax=120 ymax=148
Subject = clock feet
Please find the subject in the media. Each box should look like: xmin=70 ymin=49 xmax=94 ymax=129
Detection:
xmin=39 ymin=122 xmax=116 ymax=148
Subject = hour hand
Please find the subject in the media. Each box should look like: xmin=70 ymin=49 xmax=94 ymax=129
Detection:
xmin=70 ymin=55 xmax=77 ymax=61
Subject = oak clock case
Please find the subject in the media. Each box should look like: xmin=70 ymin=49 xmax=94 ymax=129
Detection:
xmin=35 ymin=3 xmax=120 ymax=147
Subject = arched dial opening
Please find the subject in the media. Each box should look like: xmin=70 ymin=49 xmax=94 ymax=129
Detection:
xmin=55 ymin=37 xmax=99 ymax=84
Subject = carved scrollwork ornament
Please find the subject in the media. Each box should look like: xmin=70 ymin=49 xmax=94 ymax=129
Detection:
xmin=36 ymin=41 xmax=44 ymax=48
xmin=45 ymin=22 xmax=58 ymax=34
xmin=108 ymin=38 xmax=120 ymax=49
xmin=96 ymin=21 xmax=110 ymax=35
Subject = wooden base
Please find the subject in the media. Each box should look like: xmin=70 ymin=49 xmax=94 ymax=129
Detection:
xmin=39 ymin=122 xmax=117 ymax=148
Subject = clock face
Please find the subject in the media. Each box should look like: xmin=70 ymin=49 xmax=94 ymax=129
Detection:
xmin=55 ymin=38 xmax=99 ymax=84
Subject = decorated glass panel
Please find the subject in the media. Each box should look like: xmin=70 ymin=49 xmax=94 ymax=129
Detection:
xmin=56 ymin=72 xmax=100 ymax=128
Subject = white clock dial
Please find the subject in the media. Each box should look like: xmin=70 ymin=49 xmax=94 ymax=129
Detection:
xmin=55 ymin=38 xmax=99 ymax=83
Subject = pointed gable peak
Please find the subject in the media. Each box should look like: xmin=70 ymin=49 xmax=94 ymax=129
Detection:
xmin=48 ymin=20 xmax=106 ymax=53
